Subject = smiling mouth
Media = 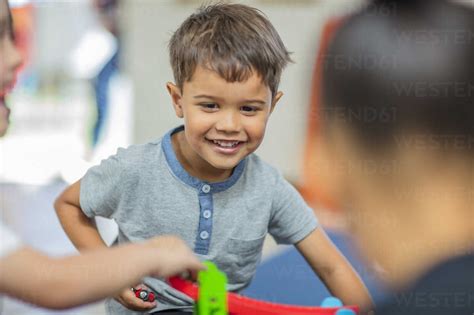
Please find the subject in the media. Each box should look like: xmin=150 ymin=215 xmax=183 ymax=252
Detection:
xmin=213 ymin=139 xmax=241 ymax=148
xmin=206 ymin=138 xmax=246 ymax=148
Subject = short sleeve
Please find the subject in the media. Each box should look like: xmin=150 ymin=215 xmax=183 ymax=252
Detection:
xmin=269 ymin=175 xmax=318 ymax=244
xmin=0 ymin=220 xmax=22 ymax=258
xmin=80 ymin=148 xmax=128 ymax=218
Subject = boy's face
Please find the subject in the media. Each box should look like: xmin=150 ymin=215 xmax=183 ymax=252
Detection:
xmin=0 ymin=0 xmax=23 ymax=137
xmin=168 ymin=65 xmax=282 ymax=173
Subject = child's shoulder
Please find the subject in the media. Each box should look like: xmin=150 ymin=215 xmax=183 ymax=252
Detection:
xmin=110 ymin=137 xmax=164 ymax=166
xmin=245 ymin=153 xmax=285 ymax=184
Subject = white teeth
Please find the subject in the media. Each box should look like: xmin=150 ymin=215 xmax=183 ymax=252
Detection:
xmin=212 ymin=140 xmax=240 ymax=148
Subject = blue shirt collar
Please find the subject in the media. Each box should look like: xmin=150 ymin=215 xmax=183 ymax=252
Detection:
xmin=161 ymin=125 xmax=246 ymax=193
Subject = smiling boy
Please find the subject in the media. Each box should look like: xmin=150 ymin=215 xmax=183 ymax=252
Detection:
xmin=55 ymin=4 xmax=372 ymax=314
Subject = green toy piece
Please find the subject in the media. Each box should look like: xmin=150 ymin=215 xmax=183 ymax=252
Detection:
xmin=195 ymin=261 xmax=228 ymax=315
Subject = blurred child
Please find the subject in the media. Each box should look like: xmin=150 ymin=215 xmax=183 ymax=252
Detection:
xmin=0 ymin=0 xmax=203 ymax=310
xmin=55 ymin=3 xmax=373 ymax=314
xmin=319 ymin=0 xmax=474 ymax=314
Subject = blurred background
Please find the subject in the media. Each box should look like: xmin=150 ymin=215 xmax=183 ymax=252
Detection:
xmin=5 ymin=0 xmax=473 ymax=314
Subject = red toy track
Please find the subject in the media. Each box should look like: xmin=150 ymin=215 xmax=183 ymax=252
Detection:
xmin=169 ymin=277 xmax=359 ymax=315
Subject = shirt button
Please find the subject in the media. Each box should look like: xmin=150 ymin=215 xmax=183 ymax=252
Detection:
xmin=203 ymin=210 xmax=212 ymax=219
xmin=200 ymin=231 xmax=209 ymax=240
xmin=201 ymin=184 xmax=211 ymax=193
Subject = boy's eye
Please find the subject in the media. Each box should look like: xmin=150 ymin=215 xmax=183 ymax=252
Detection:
xmin=241 ymin=106 xmax=258 ymax=113
xmin=200 ymin=103 xmax=218 ymax=110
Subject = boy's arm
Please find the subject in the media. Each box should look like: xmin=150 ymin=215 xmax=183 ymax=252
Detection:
xmin=55 ymin=179 xmax=172 ymax=312
xmin=296 ymin=228 xmax=374 ymax=313
xmin=54 ymin=180 xmax=107 ymax=250
xmin=0 ymin=236 xmax=203 ymax=310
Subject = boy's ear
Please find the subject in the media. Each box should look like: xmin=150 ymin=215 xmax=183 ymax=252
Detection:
xmin=167 ymin=82 xmax=184 ymax=118
xmin=270 ymin=91 xmax=283 ymax=114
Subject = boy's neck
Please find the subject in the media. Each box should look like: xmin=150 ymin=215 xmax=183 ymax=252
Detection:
xmin=377 ymin=220 xmax=473 ymax=291
xmin=359 ymin=166 xmax=474 ymax=290
xmin=171 ymin=131 xmax=233 ymax=183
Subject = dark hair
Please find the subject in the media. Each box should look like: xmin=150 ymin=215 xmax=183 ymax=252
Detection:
xmin=322 ymin=0 xmax=474 ymax=153
xmin=169 ymin=3 xmax=292 ymax=97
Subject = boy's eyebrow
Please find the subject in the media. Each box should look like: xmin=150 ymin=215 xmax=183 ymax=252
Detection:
xmin=193 ymin=94 xmax=267 ymax=104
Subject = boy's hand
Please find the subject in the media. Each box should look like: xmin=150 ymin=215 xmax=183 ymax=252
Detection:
xmin=115 ymin=284 xmax=156 ymax=311
xmin=114 ymin=236 xmax=203 ymax=311
xmin=146 ymin=236 xmax=205 ymax=278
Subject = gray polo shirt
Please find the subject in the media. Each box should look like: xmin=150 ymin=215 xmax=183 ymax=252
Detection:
xmin=80 ymin=125 xmax=318 ymax=314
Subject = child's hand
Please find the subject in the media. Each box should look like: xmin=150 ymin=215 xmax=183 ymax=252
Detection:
xmin=146 ymin=235 xmax=205 ymax=278
xmin=115 ymin=284 xmax=156 ymax=311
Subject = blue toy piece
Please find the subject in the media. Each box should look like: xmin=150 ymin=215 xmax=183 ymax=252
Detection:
xmin=320 ymin=297 xmax=343 ymax=307
xmin=335 ymin=309 xmax=356 ymax=315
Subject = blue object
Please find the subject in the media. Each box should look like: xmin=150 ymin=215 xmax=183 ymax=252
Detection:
xmin=243 ymin=232 xmax=389 ymax=306
xmin=92 ymin=49 xmax=119 ymax=146
xmin=335 ymin=309 xmax=356 ymax=315
xmin=321 ymin=297 xmax=343 ymax=307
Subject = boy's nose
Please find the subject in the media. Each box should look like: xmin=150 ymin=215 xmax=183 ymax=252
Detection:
xmin=215 ymin=111 xmax=241 ymax=133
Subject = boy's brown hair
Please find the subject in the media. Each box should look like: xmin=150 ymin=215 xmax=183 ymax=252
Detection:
xmin=169 ymin=3 xmax=292 ymax=97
